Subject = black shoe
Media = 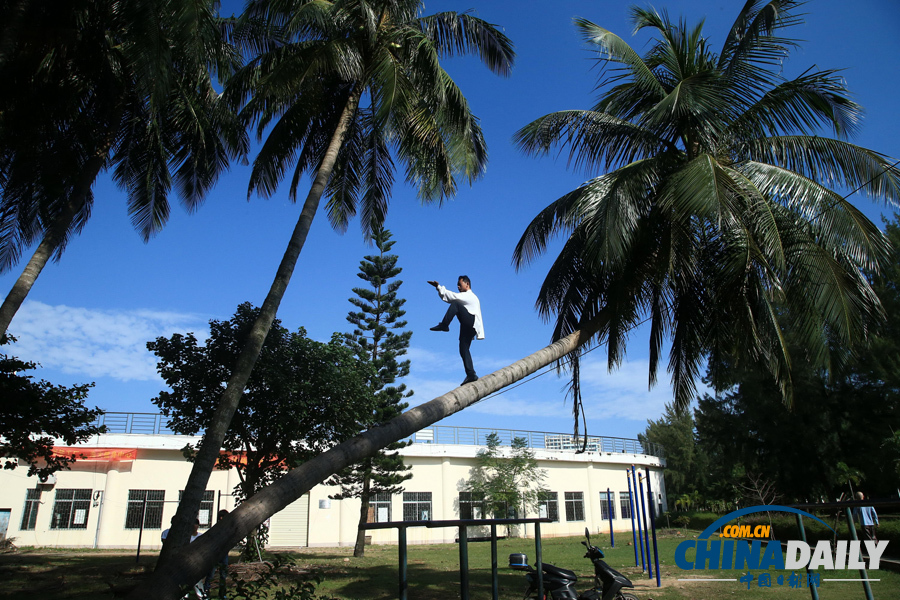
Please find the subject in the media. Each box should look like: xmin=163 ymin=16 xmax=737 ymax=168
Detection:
xmin=430 ymin=323 xmax=450 ymax=332
xmin=461 ymin=374 xmax=478 ymax=385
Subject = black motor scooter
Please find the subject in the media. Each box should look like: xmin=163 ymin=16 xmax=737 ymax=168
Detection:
xmin=509 ymin=528 xmax=637 ymax=600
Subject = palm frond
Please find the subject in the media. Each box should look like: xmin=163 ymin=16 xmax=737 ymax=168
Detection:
xmin=417 ymin=11 xmax=515 ymax=77
xmin=745 ymin=136 xmax=900 ymax=206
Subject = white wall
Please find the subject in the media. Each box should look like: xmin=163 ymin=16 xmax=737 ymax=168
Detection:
xmin=0 ymin=434 xmax=665 ymax=549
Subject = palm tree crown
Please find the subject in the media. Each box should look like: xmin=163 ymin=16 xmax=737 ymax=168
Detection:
xmin=0 ymin=0 xmax=245 ymax=336
xmin=513 ymin=0 xmax=900 ymax=408
xmin=230 ymin=0 xmax=514 ymax=237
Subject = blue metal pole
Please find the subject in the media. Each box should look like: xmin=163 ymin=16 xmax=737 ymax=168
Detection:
xmin=638 ymin=474 xmax=652 ymax=579
xmin=627 ymin=473 xmax=639 ymax=567
xmin=607 ymin=488 xmax=615 ymax=547
xmin=644 ymin=467 xmax=661 ymax=588
xmin=631 ymin=466 xmax=646 ymax=572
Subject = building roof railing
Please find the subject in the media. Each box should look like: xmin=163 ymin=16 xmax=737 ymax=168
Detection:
xmin=93 ymin=412 xmax=664 ymax=459
xmin=408 ymin=425 xmax=663 ymax=458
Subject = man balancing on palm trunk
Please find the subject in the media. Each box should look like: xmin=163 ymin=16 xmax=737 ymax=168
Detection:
xmin=428 ymin=276 xmax=484 ymax=386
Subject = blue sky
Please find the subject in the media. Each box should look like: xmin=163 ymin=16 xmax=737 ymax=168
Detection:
xmin=3 ymin=0 xmax=899 ymax=443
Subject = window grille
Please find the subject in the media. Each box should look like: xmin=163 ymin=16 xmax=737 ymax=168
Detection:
xmin=51 ymin=489 xmax=92 ymax=529
xmin=564 ymin=491 xmax=584 ymax=522
xmin=402 ymin=492 xmax=432 ymax=521
xmin=619 ymin=491 xmax=633 ymax=519
xmin=125 ymin=490 xmax=165 ymax=529
xmin=538 ymin=492 xmax=559 ymax=522
xmin=369 ymin=492 xmax=392 ymax=523
xmin=459 ymin=492 xmax=486 ymax=520
xmin=600 ymin=493 xmax=617 ymax=520
xmin=20 ymin=489 xmax=41 ymax=530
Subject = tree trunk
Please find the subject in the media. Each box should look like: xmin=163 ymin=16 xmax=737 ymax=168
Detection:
xmin=155 ymin=88 xmax=362 ymax=568
xmin=128 ymin=319 xmax=601 ymax=599
xmin=354 ymin=475 xmax=371 ymax=558
xmin=0 ymin=145 xmax=108 ymax=338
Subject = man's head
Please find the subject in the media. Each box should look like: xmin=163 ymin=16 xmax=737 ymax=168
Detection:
xmin=457 ymin=275 xmax=471 ymax=292
xmin=856 ymin=491 xmax=865 ymax=501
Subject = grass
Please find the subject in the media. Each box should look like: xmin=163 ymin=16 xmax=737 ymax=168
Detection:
xmin=1 ymin=530 xmax=897 ymax=599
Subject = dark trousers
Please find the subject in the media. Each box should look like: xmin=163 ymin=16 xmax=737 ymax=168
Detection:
xmin=204 ymin=554 xmax=229 ymax=597
xmin=439 ymin=302 xmax=477 ymax=377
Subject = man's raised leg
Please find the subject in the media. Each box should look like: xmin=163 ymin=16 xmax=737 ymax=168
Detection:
xmin=430 ymin=302 xmax=458 ymax=332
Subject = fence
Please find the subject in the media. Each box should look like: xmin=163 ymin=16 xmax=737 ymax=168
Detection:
xmin=93 ymin=413 xmax=664 ymax=458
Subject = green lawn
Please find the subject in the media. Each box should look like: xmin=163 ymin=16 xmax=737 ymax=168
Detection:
xmin=0 ymin=531 xmax=896 ymax=599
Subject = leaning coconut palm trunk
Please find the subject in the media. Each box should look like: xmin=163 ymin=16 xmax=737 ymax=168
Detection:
xmin=129 ymin=320 xmax=599 ymax=599
xmin=159 ymin=88 xmax=361 ymax=564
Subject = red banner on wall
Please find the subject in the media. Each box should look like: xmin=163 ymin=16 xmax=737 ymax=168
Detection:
xmin=52 ymin=447 xmax=138 ymax=462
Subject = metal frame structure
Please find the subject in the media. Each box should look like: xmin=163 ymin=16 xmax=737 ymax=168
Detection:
xmin=362 ymin=517 xmax=551 ymax=600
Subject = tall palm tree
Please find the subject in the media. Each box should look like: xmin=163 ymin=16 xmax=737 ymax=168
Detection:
xmin=0 ymin=0 xmax=244 ymax=338
xmin=512 ymin=0 xmax=900 ymax=410
xmin=156 ymin=0 xmax=515 ymax=574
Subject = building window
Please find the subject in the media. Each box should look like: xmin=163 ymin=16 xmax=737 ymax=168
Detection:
xmin=459 ymin=492 xmax=486 ymax=520
xmin=125 ymin=490 xmax=165 ymax=529
xmin=20 ymin=489 xmax=41 ymax=530
xmin=51 ymin=489 xmax=92 ymax=529
xmin=600 ymin=492 xmax=617 ymax=520
xmin=564 ymin=492 xmax=584 ymax=522
xmin=619 ymin=491 xmax=633 ymax=519
xmin=538 ymin=492 xmax=559 ymax=522
xmin=369 ymin=492 xmax=392 ymax=523
xmin=179 ymin=490 xmax=216 ymax=528
xmin=402 ymin=492 xmax=432 ymax=521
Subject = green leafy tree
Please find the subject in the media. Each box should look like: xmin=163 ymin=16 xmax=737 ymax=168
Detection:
xmin=147 ymin=303 xmax=375 ymax=555
xmin=327 ymin=229 xmax=413 ymax=557
xmin=0 ymin=0 xmax=244 ymax=338
xmin=696 ymin=214 xmax=900 ymax=501
xmin=158 ymin=0 xmax=515 ymax=576
xmin=512 ymin=0 xmax=900 ymax=413
xmin=639 ymin=403 xmax=708 ymax=499
xmin=465 ymin=433 xmax=547 ymax=535
xmin=0 ymin=336 xmax=104 ymax=481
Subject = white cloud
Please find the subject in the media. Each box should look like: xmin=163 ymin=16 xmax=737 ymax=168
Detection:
xmin=7 ymin=301 xmax=209 ymax=381
xmin=578 ymin=358 xmax=705 ymax=421
xmin=405 ymin=346 xmax=457 ymax=372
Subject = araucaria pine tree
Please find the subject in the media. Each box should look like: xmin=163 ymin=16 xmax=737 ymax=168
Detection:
xmin=328 ymin=228 xmax=413 ymax=557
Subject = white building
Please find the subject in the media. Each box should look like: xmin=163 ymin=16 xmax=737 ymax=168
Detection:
xmin=0 ymin=414 xmax=666 ymax=549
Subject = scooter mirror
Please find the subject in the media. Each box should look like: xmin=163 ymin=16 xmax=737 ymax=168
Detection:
xmin=584 ymin=527 xmax=591 ymax=545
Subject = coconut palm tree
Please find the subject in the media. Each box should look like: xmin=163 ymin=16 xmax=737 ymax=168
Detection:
xmin=0 ymin=0 xmax=244 ymax=338
xmin=156 ymin=0 xmax=514 ymax=572
xmin=512 ymin=0 xmax=900 ymax=409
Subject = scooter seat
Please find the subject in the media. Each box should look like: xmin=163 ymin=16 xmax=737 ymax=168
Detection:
xmin=542 ymin=563 xmax=578 ymax=580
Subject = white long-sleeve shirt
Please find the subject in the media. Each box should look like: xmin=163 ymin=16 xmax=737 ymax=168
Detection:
xmin=437 ymin=286 xmax=485 ymax=340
